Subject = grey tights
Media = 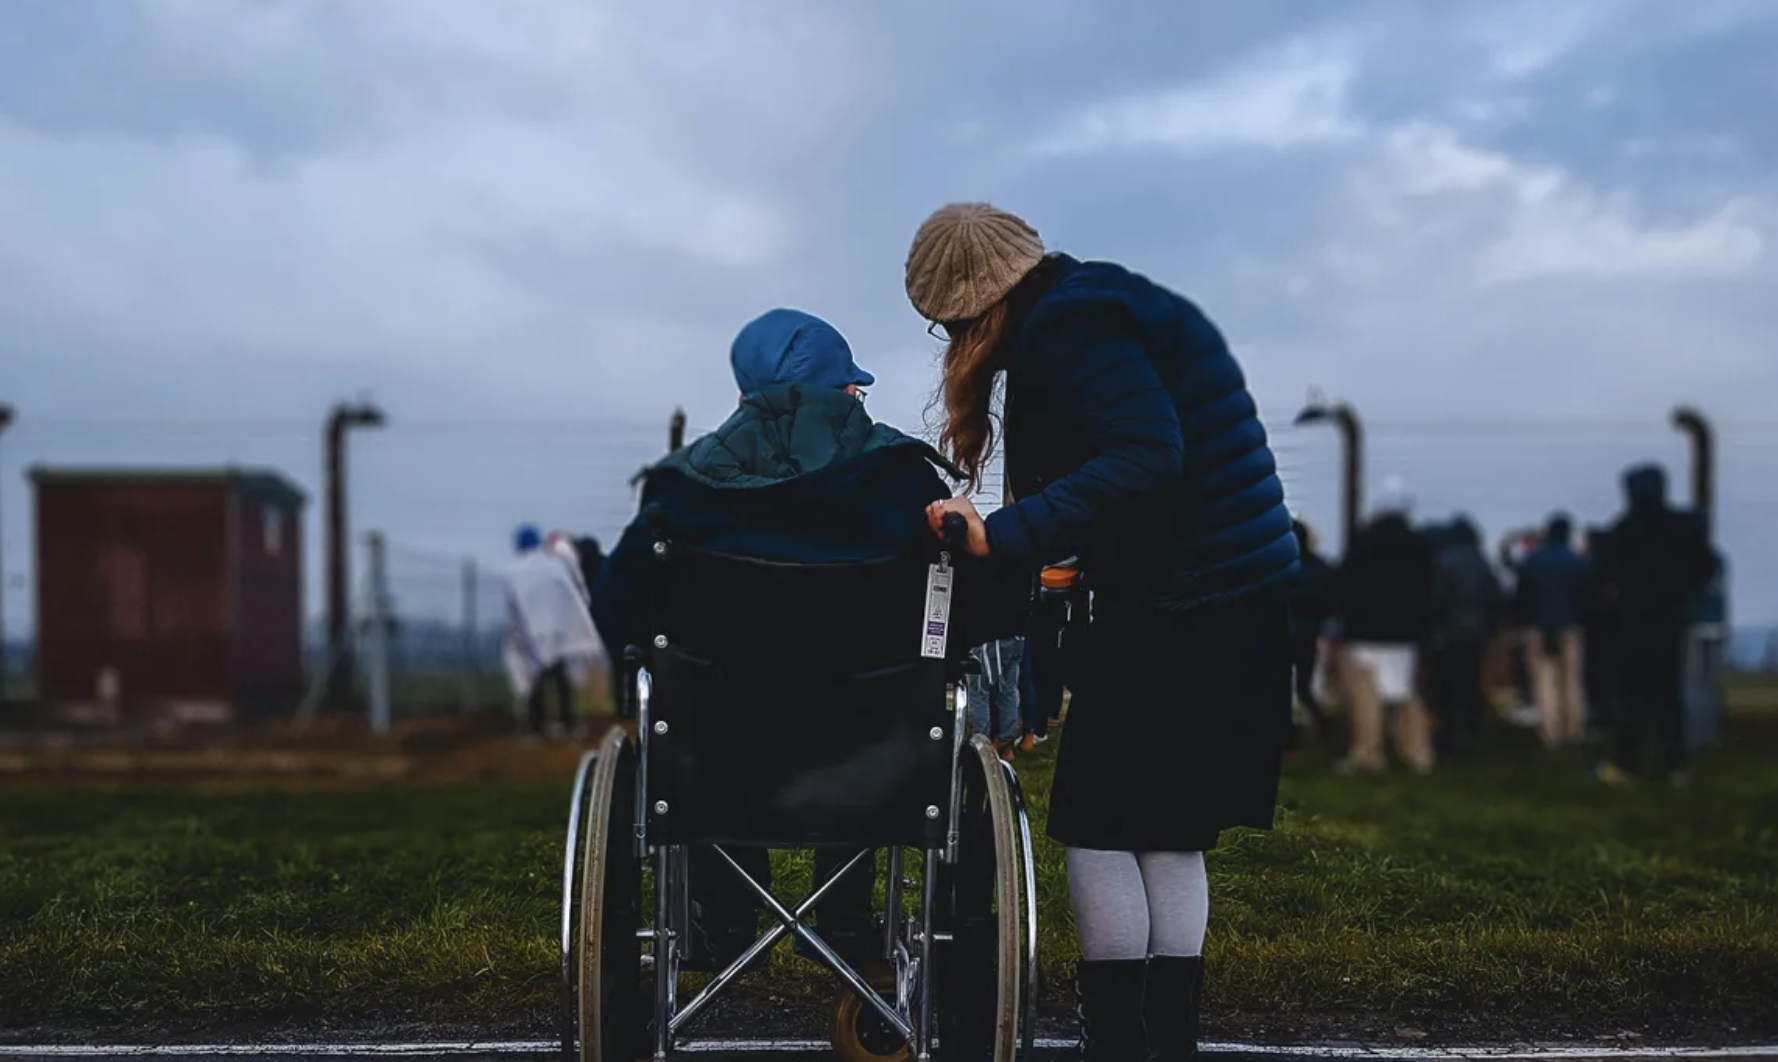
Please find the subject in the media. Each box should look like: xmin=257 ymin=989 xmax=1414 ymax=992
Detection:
xmin=1065 ymin=847 xmax=1208 ymax=960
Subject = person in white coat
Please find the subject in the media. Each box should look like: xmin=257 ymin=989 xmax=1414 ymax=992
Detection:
xmin=505 ymin=524 xmax=603 ymax=738
xmin=544 ymin=530 xmax=604 ymax=695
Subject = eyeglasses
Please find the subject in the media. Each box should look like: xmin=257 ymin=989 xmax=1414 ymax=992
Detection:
xmin=926 ymin=317 xmax=978 ymax=341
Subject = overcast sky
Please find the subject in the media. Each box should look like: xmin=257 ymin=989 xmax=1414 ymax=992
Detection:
xmin=4 ymin=0 xmax=1778 ymax=637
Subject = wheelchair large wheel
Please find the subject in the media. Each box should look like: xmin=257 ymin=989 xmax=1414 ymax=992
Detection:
xmin=562 ymin=750 xmax=598 ymax=1062
xmin=934 ymin=735 xmax=1033 ymax=1062
xmin=999 ymin=756 xmax=1041 ymax=1055
xmin=573 ymin=728 xmax=644 ymax=1062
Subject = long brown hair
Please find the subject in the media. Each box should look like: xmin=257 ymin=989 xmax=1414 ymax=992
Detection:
xmin=932 ymin=255 xmax=1059 ymax=493
xmin=936 ymin=299 xmax=1011 ymax=494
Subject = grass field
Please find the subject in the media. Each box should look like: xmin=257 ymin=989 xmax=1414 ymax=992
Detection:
xmin=3 ymin=719 xmax=1776 ymax=1040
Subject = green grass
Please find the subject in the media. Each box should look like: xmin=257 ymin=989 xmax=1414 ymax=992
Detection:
xmin=366 ymin=672 xmax=609 ymax=718
xmin=3 ymin=723 xmax=1777 ymax=1036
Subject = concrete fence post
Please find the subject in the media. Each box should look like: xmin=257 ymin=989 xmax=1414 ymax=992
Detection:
xmin=462 ymin=557 xmax=480 ymax=716
xmin=0 ymin=403 xmax=13 ymax=702
xmin=365 ymin=531 xmax=393 ymax=734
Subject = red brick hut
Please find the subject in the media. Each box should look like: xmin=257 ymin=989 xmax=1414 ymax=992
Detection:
xmin=30 ymin=467 xmax=308 ymax=723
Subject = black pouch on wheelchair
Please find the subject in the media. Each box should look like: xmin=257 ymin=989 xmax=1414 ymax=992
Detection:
xmin=652 ymin=647 xmax=947 ymax=847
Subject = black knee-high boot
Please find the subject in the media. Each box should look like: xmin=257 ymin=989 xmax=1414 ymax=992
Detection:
xmin=1076 ymin=959 xmax=1148 ymax=1062
xmin=1143 ymin=956 xmax=1204 ymax=1062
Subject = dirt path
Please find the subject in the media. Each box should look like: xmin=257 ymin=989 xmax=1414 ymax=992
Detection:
xmin=0 ymin=716 xmax=619 ymax=787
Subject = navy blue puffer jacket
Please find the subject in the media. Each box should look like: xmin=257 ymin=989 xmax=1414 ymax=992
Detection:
xmin=986 ymin=254 xmax=1299 ymax=612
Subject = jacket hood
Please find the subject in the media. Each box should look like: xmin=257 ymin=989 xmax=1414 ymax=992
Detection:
xmin=730 ymin=309 xmax=874 ymax=394
xmin=654 ymin=383 xmax=960 ymax=489
xmin=1624 ymin=464 xmax=1667 ymax=512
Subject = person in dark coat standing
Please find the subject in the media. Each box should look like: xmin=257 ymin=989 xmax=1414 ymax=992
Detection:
xmin=1593 ymin=465 xmax=1716 ymax=786
xmin=567 ymin=534 xmax=627 ymax=715
xmin=1425 ymin=515 xmax=1504 ymax=758
xmin=906 ymin=203 xmax=1299 ymax=1062
xmin=1582 ymin=526 xmax=1619 ymax=741
xmin=1330 ymin=479 xmax=1438 ymax=773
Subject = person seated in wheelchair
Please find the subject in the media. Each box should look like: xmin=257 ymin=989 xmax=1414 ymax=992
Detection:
xmin=590 ymin=307 xmax=976 ymax=974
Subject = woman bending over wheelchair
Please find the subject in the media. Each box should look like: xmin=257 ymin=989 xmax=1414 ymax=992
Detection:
xmin=905 ymin=204 xmax=1300 ymax=1062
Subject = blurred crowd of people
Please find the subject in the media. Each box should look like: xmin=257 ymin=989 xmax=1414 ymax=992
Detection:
xmin=497 ymin=458 xmax=1730 ymax=787
xmin=1290 ymin=464 xmax=1726 ymax=786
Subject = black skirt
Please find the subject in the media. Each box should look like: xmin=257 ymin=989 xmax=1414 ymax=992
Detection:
xmin=1045 ymin=585 xmax=1293 ymax=853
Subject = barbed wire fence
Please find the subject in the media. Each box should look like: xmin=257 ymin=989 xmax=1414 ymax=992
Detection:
xmin=3 ymin=408 xmax=1775 ymax=726
xmin=361 ymin=539 xmax=510 ymax=719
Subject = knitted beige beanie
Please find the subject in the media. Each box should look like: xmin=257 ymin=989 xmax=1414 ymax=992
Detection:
xmin=904 ymin=203 xmax=1045 ymax=323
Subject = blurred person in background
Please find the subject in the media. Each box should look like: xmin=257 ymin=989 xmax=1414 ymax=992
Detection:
xmin=1517 ymin=514 xmax=1591 ymax=749
xmin=1684 ymin=541 xmax=1729 ymax=751
xmin=969 ymin=634 xmax=1025 ymax=761
xmin=505 ymin=524 xmax=602 ymax=741
xmin=546 ymin=530 xmax=592 ymax=606
xmin=543 ymin=530 xmax=600 ymax=708
xmin=1018 ymin=636 xmax=1045 ymax=751
xmin=570 ymin=535 xmax=603 ymax=612
xmin=1582 ymin=526 xmax=1619 ymax=743
xmin=1331 ymin=477 xmax=1438 ymax=774
xmin=1425 ymin=515 xmax=1504 ymax=759
xmin=1594 ymin=466 xmax=1716 ymax=786
xmin=1499 ymin=529 xmax=1543 ymax=727
xmin=1288 ymin=518 xmax=1336 ymax=752
xmin=568 ymin=534 xmax=623 ymax=715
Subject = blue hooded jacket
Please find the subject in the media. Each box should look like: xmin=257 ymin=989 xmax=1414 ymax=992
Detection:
xmin=730 ymin=308 xmax=874 ymax=394
xmin=988 ymin=254 xmax=1299 ymax=614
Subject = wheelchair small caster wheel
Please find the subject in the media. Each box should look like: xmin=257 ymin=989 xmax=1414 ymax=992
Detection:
xmin=829 ymin=971 xmax=912 ymax=1062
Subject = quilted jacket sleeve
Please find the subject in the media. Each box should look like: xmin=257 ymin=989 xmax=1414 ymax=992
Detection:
xmin=983 ymin=316 xmax=1185 ymax=564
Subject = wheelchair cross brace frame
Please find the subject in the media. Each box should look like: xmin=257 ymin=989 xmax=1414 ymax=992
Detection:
xmin=630 ymin=663 xmax=961 ymax=1061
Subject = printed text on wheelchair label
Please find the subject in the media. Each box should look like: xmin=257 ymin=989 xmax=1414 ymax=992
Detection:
xmin=922 ymin=565 xmax=952 ymax=658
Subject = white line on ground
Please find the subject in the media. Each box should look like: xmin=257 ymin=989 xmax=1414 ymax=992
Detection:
xmin=2 ymin=1042 xmax=1776 ymax=1059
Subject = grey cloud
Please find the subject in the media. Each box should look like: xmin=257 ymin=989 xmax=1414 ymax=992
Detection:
xmin=4 ymin=0 xmax=1778 ymax=625
xmin=0 ymin=2 xmax=402 ymax=160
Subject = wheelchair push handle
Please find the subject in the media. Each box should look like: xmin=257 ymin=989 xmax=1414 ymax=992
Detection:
xmin=939 ymin=512 xmax=970 ymax=554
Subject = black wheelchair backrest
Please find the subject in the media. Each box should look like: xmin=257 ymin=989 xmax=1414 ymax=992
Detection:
xmin=639 ymin=542 xmax=958 ymax=850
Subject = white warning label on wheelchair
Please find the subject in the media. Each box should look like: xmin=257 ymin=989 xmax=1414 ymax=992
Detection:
xmin=922 ymin=564 xmax=953 ymax=658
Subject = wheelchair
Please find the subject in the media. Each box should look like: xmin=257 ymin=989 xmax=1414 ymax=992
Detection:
xmin=559 ymin=516 xmax=1040 ymax=1062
